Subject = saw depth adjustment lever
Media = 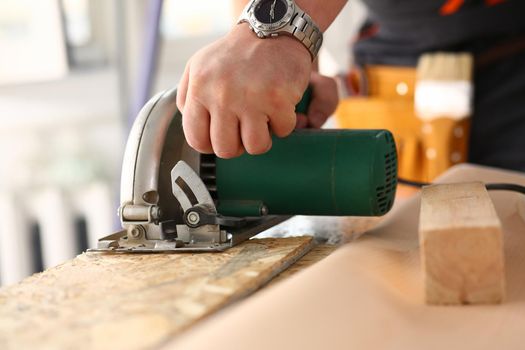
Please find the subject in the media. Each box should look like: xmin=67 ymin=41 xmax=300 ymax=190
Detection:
xmin=183 ymin=205 xmax=247 ymax=228
xmin=172 ymin=161 xmax=248 ymax=229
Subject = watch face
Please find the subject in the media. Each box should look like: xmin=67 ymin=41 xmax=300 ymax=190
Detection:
xmin=254 ymin=0 xmax=288 ymax=24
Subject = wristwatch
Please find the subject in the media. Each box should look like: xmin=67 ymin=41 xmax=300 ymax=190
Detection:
xmin=238 ymin=0 xmax=323 ymax=60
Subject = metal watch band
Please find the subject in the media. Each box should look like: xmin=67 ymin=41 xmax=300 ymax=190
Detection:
xmin=237 ymin=0 xmax=323 ymax=61
xmin=286 ymin=6 xmax=323 ymax=60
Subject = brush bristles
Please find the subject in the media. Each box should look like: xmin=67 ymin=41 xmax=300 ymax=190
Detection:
xmin=417 ymin=52 xmax=473 ymax=82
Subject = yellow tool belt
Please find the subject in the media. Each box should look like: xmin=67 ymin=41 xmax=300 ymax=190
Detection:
xmin=335 ymin=65 xmax=469 ymax=183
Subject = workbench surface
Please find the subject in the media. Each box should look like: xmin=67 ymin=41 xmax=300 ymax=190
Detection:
xmin=4 ymin=165 xmax=522 ymax=350
xmin=171 ymin=165 xmax=525 ymax=350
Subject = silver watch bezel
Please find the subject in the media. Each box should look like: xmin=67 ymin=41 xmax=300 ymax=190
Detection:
xmin=245 ymin=0 xmax=295 ymax=33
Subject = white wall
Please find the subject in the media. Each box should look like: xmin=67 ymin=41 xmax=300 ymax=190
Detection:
xmin=319 ymin=0 xmax=367 ymax=76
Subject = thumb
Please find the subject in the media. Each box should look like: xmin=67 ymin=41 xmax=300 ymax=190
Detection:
xmin=306 ymin=97 xmax=331 ymax=128
xmin=307 ymin=111 xmax=328 ymax=129
xmin=295 ymin=113 xmax=309 ymax=129
xmin=306 ymin=74 xmax=339 ymax=128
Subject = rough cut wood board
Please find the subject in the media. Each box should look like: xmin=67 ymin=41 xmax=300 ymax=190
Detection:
xmin=269 ymin=244 xmax=337 ymax=286
xmin=0 ymin=237 xmax=313 ymax=350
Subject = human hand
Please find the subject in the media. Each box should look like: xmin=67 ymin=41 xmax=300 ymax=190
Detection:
xmin=176 ymin=23 xmax=313 ymax=159
xmin=296 ymin=72 xmax=339 ymax=129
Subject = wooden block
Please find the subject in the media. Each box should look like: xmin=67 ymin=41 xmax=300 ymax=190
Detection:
xmin=0 ymin=237 xmax=313 ymax=350
xmin=419 ymin=182 xmax=505 ymax=304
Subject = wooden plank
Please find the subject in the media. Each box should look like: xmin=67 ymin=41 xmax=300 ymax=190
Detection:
xmin=419 ymin=182 xmax=505 ymax=304
xmin=0 ymin=236 xmax=313 ymax=350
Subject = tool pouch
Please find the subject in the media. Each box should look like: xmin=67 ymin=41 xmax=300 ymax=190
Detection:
xmin=335 ymin=54 xmax=473 ymax=183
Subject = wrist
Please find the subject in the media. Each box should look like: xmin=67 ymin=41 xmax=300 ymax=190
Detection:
xmin=231 ymin=23 xmax=313 ymax=67
xmin=236 ymin=0 xmax=323 ymax=60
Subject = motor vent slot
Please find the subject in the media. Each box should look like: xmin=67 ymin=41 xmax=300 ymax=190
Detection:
xmin=376 ymin=133 xmax=398 ymax=214
xmin=200 ymin=154 xmax=217 ymax=200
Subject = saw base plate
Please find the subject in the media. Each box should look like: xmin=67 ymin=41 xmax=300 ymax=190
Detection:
xmin=88 ymin=216 xmax=290 ymax=253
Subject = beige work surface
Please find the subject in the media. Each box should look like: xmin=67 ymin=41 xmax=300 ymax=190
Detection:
xmin=0 ymin=237 xmax=313 ymax=350
xmin=172 ymin=164 xmax=525 ymax=350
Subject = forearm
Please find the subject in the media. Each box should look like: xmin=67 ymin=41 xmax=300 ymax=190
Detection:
xmin=232 ymin=0 xmax=348 ymax=32
xmin=296 ymin=0 xmax=347 ymax=31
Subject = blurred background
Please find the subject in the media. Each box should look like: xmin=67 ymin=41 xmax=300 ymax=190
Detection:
xmin=0 ymin=0 xmax=364 ymax=285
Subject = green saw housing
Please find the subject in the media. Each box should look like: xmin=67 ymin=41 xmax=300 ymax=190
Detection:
xmin=212 ymin=129 xmax=397 ymax=217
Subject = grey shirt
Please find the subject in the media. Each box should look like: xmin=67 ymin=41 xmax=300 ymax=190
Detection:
xmin=354 ymin=0 xmax=525 ymax=66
